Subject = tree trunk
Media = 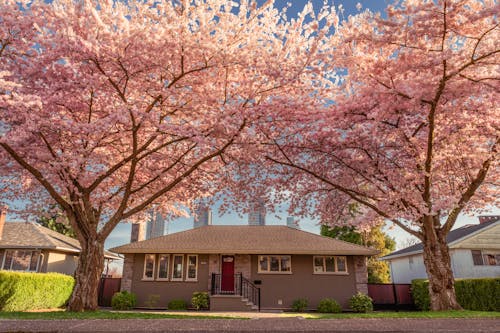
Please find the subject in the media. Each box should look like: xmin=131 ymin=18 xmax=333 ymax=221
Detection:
xmin=421 ymin=217 xmax=462 ymax=311
xmin=67 ymin=237 xmax=104 ymax=312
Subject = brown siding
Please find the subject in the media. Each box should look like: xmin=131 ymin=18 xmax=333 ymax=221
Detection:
xmin=0 ymin=249 xmax=4 ymax=268
xmin=130 ymin=253 xmax=210 ymax=308
xmin=250 ymin=255 xmax=358 ymax=310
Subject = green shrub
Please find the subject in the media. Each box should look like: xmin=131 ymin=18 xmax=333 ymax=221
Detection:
xmin=411 ymin=279 xmax=430 ymax=311
xmin=411 ymin=278 xmax=500 ymax=311
xmin=191 ymin=292 xmax=209 ymax=310
xmin=317 ymin=298 xmax=342 ymax=313
xmin=168 ymin=299 xmax=188 ymax=310
xmin=144 ymin=294 xmax=160 ymax=309
xmin=111 ymin=291 xmax=137 ymax=310
xmin=349 ymin=292 xmax=373 ymax=313
xmin=291 ymin=298 xmax=308 ymax=312
xmin=0 ymin=271 xmax=74 ymax=311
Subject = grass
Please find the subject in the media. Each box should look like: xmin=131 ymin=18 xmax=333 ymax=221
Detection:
xmin=0 ymin=310 xmax=498 ymax=320
xmin=0 ymin=310 xmax=245 ymax=320
xmin=298 ymin=310 xmax=500 ymax=319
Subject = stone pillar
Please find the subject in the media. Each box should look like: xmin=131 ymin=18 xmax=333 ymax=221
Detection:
xmin=121 ymin=254 xmax=135 ymax=292
xmin=234 ymin=254 xmax=251 ymax=279
xmin=208 ymin=254 xmax=220 ymax=290
xmin=354 ymin=256 xmax=368 ymax=294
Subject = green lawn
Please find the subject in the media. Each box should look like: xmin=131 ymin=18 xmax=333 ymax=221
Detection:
xmin=0 ymin=310 xmax=242 ymax=320
xmin=300 ymin=310 xmax=500 ymax=319
xmin=0 ymin=310 xmax=498 ymax=320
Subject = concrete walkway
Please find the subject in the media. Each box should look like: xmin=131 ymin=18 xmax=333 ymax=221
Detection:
xmin=1 ymin=317 xmax=499 ymax=333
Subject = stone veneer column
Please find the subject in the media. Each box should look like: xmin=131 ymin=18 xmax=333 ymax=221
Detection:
xmin=354 ymin=256 xmax=368 ymax=294
xmin=208 ymin=254 xmax=220 ymax=290
xmin=121 ymin=254 xmax=135 ymax=292
xmin=234 ymin=254 xmax=251 ymax=279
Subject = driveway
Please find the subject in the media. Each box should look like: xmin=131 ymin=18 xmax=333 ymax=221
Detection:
xmin=1 ymin=317 xmax=499 ymax=333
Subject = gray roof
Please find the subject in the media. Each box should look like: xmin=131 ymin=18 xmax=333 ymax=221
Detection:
xmin=381 ymin=218 xmax=500 ymax=260
xmin=0 ymin=222 xmax=120 ymax=260
xmin=110 ymin=225 xmax=378 ymax=255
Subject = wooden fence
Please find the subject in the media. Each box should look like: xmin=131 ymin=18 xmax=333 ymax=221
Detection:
xmin=368 ymin=283 xmax=415 ymax=310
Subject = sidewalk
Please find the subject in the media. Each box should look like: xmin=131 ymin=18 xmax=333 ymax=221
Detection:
xmin=1 ymin=317 xmax=499 ymax=333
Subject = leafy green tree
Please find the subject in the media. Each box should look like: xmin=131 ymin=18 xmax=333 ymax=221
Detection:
xmin=37 ymin=209 xmax=76 ymax=238
xmin=321 ymin=225 xmax=395 ymax=283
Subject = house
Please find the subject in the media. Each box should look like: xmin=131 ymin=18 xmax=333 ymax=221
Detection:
xmin=381 ymin=216 xmax=500 ymax=284
xmin=0 ymin=210 xmax=120 ymax=275
xmin=110 ymin=225 xmax=377 ymax=311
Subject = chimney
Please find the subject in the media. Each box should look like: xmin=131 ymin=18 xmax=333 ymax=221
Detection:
xmin=478 ymin=215 xmax=500 ymax=224
xmin=0 ymin=206 xmax=7 ymax=240
xmin=130 ymin=222 xmax=146 ymax=243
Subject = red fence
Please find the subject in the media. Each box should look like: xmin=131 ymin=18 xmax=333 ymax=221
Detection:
xmin=368 ymin=283 xmax=414 ymax=309
xmin=98 ymin=277 xmax=121 ymax=307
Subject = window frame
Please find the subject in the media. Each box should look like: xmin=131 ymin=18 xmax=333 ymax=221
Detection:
xmin=1 ymin=250 xmax=41 ymax=272
xmin=471 ymin=250 xmax=500 ymax=266
xmin=313 ymin=256 xmax=349 ymax=275
xmin=257 ymin=255 xmax=292 ymax=274
xmin=156 ymin=254 xmax=170 ymax=281
xmin=185 ymin=255 xmax=198 ymax=281
xmin=142 ymin=254 xmax=156 ymax=281
xmin=171 ymin=254 xmax=184 ymax=281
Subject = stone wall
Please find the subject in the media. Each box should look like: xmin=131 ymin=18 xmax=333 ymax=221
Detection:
xmin=234 ymin=254 xmax=251 ymax=279
xmin=354 ymin=256 xmax=368 ymax=294
xmin=121 ymin=254 xmax=135 ymax=292
xmin=208 ymin=254 xmax=220 ymax=290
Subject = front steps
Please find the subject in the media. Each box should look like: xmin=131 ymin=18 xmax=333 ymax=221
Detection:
xmin=210 ymin=295 xmax=258 ymax=311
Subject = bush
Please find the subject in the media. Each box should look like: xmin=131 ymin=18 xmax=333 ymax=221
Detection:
xmin=168 ymin=299 xmax=188 ymax=310
xmin=111 ymin=291 xmax=137 ymax=310
xmin=191 ymin=292 xmax=209 ymax=310
xmin=317 ymin=298 xmax=342 ymax=313
xmin=291 ymin=298 xmax=308 ymax=312
xmin=0 ymin=271 xmax=74 ymax=311
xmin=349 ymin=292 xmax=373 ymax=313
xmin=412 ymin=278 xmax=500 ymax=311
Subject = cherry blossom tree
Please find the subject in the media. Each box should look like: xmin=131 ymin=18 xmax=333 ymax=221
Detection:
xmin=0 ymin=0 xmax=336 ymax=311
xmin=262 ymin=0 xmax=499 ymax=310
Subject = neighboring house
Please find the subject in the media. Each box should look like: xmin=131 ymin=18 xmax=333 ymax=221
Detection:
xmin=0 ymin=218 xmax=120 ymax=275
xmin=381 ymin=216 xmax=500 ymax=284
xmin=110 ymin=225 xmax=377 ymax=311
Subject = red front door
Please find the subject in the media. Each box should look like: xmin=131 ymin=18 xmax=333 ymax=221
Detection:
xmin=221 ymin=255 xmax=235 ymax=293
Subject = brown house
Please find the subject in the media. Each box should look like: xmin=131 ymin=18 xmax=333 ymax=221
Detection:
xmin=0 ymin=216 xmax=120 ymax=275
xmin=110 ymin=225 xmax=377 ymax=311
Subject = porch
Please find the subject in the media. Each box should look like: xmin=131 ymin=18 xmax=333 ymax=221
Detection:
xmin=210 ymin=273 xmax=261 ymax=311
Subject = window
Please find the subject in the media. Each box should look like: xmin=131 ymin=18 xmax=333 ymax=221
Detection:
xmin=1 ymin=250 xmax=40 ymax=272
xmin=258 ymin=255 xmax=291 ymax=273
xmin=313 ymin=256 xmax=348 ymax=274
xmin=186 ymin=255 xmax=198 ymax=281
xmin=172 ymin=255 xmax=183 ymax=280
xmin=471 ymin=250 xmax=500 ymax=266
xmin=143 ymin=254 xmax=155 ymax=280
xmin=157 ymin=254 xmax=169 ymax=280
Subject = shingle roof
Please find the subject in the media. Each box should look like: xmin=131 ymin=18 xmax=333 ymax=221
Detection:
xmin=110 ymin=225 xmax=378 ymax=255
xmin=0 ymin=222 xmax=120 ymax=260
xmin=381 ymin=218 xmax=500 ymax=260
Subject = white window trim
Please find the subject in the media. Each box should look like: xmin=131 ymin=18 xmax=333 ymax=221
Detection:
xmin=156 ymin=254 xmax=170 ymax=281
xmin=313 ymin=256 xmax=349 ymax=275
xmin=185 ymin=255 xmax=198 ymax=281
xmin=257 ymin=255 xmax=292 ymax=274
xmin=171 ymin=254 xmax=184 ymax=281
xmin=142 ymin=254 xmax=156 ymax=281
xmin=1 ymin=249 xmax=41 ymax=272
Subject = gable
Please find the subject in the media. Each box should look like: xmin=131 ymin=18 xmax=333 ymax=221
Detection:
xmin=452 ymin=223 xmax=500 ymax=250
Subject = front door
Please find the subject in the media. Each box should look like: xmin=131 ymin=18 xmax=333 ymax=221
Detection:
xmin=221 ymin=255 xmax=235 ymax=293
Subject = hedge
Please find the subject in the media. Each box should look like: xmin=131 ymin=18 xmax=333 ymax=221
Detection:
xmin=412 ymin=278 xmax=500 ymax=311
xmin=0 ymin=271 xmax=75 ymax=311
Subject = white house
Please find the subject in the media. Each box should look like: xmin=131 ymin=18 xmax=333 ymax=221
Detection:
xmin=381 ymin=216 xmax=500 ymax=284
